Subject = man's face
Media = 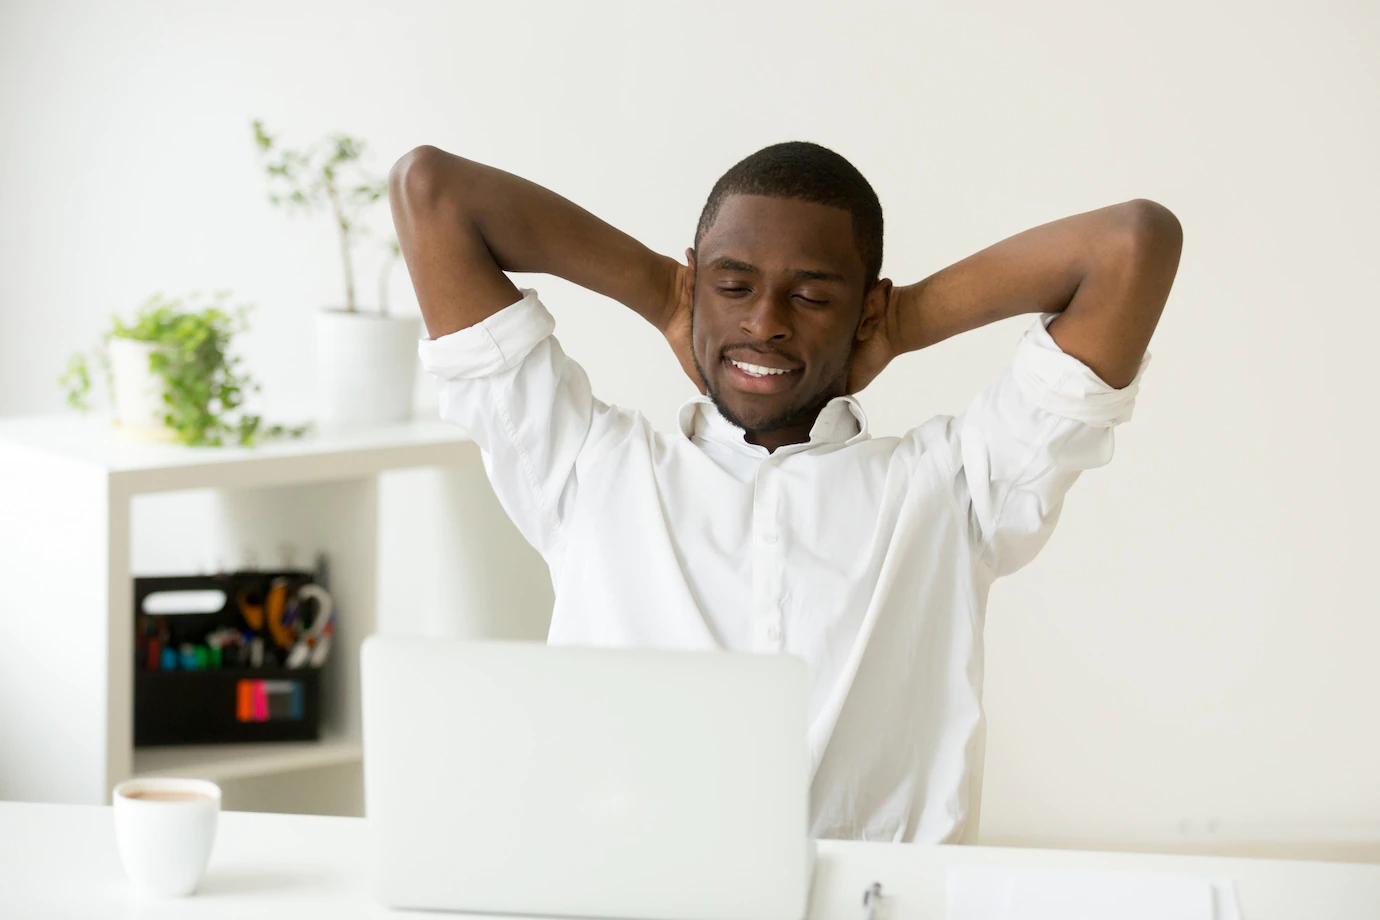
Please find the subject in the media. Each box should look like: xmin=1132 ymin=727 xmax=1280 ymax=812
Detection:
xmin=688 ymin=194 xmax=878 ymax=443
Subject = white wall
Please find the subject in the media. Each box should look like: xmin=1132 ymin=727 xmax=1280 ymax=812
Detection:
xmin=3 ymin=0 xmax=1378 ymax=859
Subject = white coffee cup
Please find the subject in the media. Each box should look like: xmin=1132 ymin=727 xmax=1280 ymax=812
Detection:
xmin=113 ymin=778 xmax=221 ymax=897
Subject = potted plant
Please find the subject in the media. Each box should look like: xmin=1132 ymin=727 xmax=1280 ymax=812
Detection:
xmin=60 ymin=290 xmax=309 ymax=446
xmin=252 ymin=119 xmax=419 ymax=428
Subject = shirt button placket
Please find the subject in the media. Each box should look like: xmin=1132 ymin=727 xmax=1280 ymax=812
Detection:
xmin=753 ymin=463 xmax=784 ymax=653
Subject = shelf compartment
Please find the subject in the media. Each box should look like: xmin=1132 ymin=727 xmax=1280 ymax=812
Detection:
xmin=132 ymin=738 xmax=362 ymax=783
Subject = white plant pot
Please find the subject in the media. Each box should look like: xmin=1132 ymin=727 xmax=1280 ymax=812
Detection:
xmin=315 ymin=309 xmax=422 ymax=428
xmin=108 ymin=337 xmax=176 ymax=443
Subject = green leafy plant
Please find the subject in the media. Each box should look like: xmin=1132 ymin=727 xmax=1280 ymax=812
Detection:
xmin=252 ymin=119 xmax=400 ymax=314
xmin=60 ymin=290 xmax=310 ymax=447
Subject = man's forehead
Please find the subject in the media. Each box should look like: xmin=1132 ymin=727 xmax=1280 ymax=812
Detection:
xmin=700 ymin=195 xmax=861 ymax=279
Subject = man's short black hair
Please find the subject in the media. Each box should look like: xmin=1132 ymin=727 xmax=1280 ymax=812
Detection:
xmin=694 ymin=141 xmax=884 ymax=290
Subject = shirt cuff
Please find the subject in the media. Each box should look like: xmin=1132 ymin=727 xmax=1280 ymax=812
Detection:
xmin=1009 ymin=312 xmax=1152 ymax=428
xmin=416 ymin=288 xmax=556 ymax=381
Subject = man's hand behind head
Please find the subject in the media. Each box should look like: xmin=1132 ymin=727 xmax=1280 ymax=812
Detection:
xmin=662 ymin=255 xmax=704 ymax=395
xmin=845 ymin=281 xmax=902 ymax=395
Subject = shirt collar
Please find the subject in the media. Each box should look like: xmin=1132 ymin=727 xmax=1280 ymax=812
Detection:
xmin=677 ymin=394 xmax=870 ymax=455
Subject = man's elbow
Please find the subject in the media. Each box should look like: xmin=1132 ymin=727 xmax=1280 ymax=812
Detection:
xmin=388 ymin=144 xmax=454 ymax=212
xmin=1122 ymin=198 xmax=1184 ymax=264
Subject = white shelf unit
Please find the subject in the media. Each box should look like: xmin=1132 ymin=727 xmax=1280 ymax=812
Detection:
xmin=0 ymin=414 xmax=473 ymax=806
xmin=131 ymin=740 xmax=364 ymax=784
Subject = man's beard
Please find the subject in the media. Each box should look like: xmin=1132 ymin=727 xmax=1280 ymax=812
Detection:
xmin=705 ymin=371 xmax=844 ymax=434
xmin=690 ymin=312 xmax=852 ymax=435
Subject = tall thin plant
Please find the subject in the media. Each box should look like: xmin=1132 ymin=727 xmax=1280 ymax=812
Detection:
xmin=252 ymin=119 xmax=398 ymax=314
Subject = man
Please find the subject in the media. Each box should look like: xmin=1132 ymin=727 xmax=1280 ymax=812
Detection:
xmin=390 ymin=141 xmax=1182 ymax=844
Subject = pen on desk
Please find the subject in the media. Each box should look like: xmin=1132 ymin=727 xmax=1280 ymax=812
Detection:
xmin=862 ymin=882 xmax=883 ymax=920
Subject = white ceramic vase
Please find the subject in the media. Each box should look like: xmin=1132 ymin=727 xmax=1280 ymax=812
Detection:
xmin=315 ymin=309 xmax=422 ymax=428
xmin=108 ymin=337 xmax=176 ymax=443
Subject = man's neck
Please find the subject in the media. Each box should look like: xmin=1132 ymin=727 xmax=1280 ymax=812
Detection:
xmin=743 ymin=420 xmax=817 ymax=454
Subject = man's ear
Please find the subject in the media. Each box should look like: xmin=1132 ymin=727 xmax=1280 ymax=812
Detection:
xmin=684 ymin=247 xmax=696 ymax=300
xmin=855 ymin=278 xmax=892 ymax=342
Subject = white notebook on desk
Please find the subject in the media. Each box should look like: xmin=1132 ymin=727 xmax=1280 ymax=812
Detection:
xmin=947 ymin=865 xmax=1241 ymax=920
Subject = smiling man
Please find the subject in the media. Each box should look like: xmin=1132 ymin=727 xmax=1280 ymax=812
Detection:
xmin=390 ymin=141 xmax=1182 ymax=843
xmin=688 ymin=192 xmax=880 ymax=451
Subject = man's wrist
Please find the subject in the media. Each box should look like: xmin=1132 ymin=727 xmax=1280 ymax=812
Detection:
xmin=641 ymin=254 xmax=683 ymax=332
xmin=888 ymin=278 xmax=939 ymax=355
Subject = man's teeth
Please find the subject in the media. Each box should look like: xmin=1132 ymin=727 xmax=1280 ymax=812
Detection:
xmin=730 ymin=358 xmax=793 ymax=377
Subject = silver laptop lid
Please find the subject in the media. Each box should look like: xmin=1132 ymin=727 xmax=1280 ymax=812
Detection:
xmin=362 ymin=636 xmax=811 ymax=920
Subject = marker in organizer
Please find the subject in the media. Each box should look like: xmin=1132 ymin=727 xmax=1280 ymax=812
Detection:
xmin=236 ymin=680 xmax=253 ymax=723
xmin=160 ymin=647 xmax=178 ymax=671
xmin=235 ymin=679 xmax=305 ymax=723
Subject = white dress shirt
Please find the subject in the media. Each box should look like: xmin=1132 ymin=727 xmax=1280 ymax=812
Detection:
xmin=418 ymin=287 xmax=1149 ymax=843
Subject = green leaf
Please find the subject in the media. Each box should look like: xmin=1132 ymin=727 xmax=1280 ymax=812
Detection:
xmin=251 ymin=119 xmax=273 ymax=152
xmin=58 ymin=352 xmax=93 ymax=412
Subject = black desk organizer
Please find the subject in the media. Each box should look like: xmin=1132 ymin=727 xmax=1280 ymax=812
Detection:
xmin=133 ymin=567 xmax=328 ymax=747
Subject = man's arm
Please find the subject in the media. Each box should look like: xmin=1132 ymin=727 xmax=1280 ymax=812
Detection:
xmin=389 ymin=145 xmax=683 ymax=341
xmin=878 ymin=199 xmax=1182 ymax=389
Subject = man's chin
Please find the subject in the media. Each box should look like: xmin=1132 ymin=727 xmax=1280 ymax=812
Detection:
xmin=710 ymin=391 xmax=807 ymax=434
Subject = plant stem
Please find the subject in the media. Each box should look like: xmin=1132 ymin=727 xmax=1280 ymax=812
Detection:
xmin=325 ymin=182 xmax=356 ymax=312
xmin=378 ymin=258 xmax=392 ymax=316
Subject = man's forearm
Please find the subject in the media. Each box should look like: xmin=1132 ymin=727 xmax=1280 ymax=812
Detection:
xmin=390 ymin=145 xmax=678 ymax=338
xmin=889 ymin=199 xmax=1181 ymax=387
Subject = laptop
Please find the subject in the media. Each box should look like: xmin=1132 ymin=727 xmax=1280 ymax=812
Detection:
xmin=360 ymin=636 xmax=814 ymax=920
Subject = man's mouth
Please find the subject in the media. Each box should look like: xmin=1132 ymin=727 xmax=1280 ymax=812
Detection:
xmin=721 ymin=355 xmax=801 ymax=393
xmin=728 ymin=357 xmax=794 ymax=377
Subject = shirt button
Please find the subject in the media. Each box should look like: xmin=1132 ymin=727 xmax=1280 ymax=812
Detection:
xmin=760 ymin=533 xmax=778 ymax=546
xmin=766 ymin=624 xmax=782 ymax=642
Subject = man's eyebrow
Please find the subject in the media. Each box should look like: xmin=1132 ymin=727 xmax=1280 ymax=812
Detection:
xmin=708 ymin=257 xmax=758 ymax=274
xmin=707 ymin=257 xmax=847 ymax=283
xmin=791 ymin=267 xmax=847 ymax=282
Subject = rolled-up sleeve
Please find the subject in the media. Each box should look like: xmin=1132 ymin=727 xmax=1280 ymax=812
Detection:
xmin=953 ymin=312 xmax=1151 ymax=577
xmin=418 ymin=288 xmax=598 ymax=559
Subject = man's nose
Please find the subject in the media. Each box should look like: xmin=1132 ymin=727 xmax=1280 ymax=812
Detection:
xmin=739 ymin=290 xmax=793 ymax=342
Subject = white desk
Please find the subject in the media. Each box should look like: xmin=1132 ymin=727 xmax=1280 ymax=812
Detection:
xmin=2 ymin=803 xmax=1378 ymax=918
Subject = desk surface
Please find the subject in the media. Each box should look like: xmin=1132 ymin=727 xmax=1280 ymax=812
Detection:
xmin=2 ymin=802 xmax=1377 ymax=918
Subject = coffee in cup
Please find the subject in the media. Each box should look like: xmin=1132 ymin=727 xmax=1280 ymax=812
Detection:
xmin=112 ymin=778 xmax=221 ymax=897
xmin=122 ymin=789 xmax=215 ymax=802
